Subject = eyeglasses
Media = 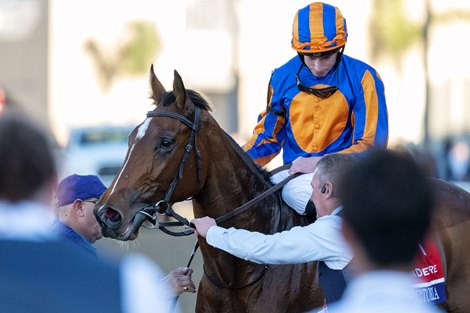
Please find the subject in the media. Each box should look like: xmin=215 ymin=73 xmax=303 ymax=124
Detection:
xmin=82 ymin=199 xmax=98 ymax=204
xmin=296 ymin=65 xmax=338 ymax=99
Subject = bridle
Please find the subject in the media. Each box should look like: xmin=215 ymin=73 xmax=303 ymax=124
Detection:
xmin=138 ymin=102 xmax=300 ymax=293
xmin=138 ymin=105 xmax=300 ymax=237
xmin=138 ymin=105 xmax=202 ymax=236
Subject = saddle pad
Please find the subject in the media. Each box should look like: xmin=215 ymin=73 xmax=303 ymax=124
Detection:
xmin=412 ymin=237 xmax=447 ymax=305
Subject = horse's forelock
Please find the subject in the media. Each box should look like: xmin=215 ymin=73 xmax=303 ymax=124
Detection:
xmin=161 ymin=91 xmax=176 ymax=106
xmin=159 ymin=90 xmax=212 ymax=112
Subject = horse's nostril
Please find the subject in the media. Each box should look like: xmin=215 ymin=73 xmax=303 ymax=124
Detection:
xmin=105 ymin=208 xmax=121 ymax=223
xmin=100 ymin=208 xmax=122 ymax=229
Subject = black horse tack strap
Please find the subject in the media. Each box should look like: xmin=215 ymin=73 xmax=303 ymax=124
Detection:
xmin=140 ymin=167 xmax=299 ymax=236
xmin=174 ymin=165 xmax=299 ymax=267
xmin=140 ymin=106 xmax=202 ymax=236
xmin=141 ymin=104 xmax=301 ymax=296
xmin=140 ymin=104 xmax=298 ymax=236
xmin=214 ymin=169 xmax=299 ymax=224
xmin=141 ymin=103 xmax=299 ymax=310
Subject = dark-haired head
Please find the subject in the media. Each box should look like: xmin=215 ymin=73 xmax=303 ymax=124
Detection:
xmin=0 ymin=111 xmax=57 ymax=202
xmin=340 ymin=150 xmax=435 ymax=267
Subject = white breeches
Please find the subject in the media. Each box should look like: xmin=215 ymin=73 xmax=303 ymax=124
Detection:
xmin=270 ymin=170 xmax=314 ymax=215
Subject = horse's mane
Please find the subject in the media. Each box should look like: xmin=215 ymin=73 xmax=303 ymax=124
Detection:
xmin=223 ymin=130 xmax=272 ymax=183
xmin=159 ymin=88 xmax=272 ymax=182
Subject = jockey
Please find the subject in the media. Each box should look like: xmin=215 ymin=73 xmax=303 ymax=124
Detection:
xmin=243 ymin=2 xmax=389 ymax=216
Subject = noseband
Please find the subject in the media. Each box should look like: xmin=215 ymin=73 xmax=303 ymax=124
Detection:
xmin=139 ymin=106 xmax=201 ymax=236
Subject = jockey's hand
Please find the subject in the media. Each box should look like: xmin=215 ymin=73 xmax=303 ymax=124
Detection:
xmin=191 ymin=216 xmax=217 ymax=238
xmin=289 ymin=156 xmax=323 ymax=174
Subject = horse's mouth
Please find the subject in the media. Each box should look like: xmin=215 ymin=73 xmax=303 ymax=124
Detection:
xmin=119 ymin=212 xmax=150 ymax=241
xmin=98 ymin=210 xmax=148 ymax=241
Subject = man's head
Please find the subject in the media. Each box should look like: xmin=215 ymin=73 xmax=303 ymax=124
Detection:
xmin=292 ymin=2 xmax=347 ymax=77
xmin=340 ymin=150 xmax=435 ymax=269
xmin=310 ymin=154 xmax=355 ymax=218
xmin=56 ymin=174 xmax=107 ymax=243
xmin=0 ymin=111 xmax=57 ymax=203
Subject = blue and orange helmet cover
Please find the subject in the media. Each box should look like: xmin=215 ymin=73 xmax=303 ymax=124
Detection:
xmin=292 ymin=2 xmax=348 ymax=53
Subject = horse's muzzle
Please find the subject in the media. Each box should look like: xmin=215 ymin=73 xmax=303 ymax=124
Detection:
xmin=95 ymin=206 xmax=122 ymax=230
xmin=94 ymin=205 xmax=149 ymax=241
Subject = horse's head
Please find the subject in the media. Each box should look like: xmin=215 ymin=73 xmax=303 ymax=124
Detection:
xmin=94 ymin=66 xmax=210 ymax=240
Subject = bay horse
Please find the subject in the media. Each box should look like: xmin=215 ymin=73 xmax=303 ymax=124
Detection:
xmin=95 ymin=67 xmax=470 ymax=313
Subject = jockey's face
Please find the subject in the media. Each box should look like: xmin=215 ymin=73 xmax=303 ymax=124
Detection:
xmin=303 ymin=51 xmax=338 ymax=78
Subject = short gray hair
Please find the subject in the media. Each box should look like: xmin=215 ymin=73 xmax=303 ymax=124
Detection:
xmin=314 ymin=154 xmax=357 ymax=196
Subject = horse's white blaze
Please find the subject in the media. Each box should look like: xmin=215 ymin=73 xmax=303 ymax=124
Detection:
xmin=136 ymin=118 xmax=151 ymax=141
xmin=106 ymin=118 xmax=151 ymax=199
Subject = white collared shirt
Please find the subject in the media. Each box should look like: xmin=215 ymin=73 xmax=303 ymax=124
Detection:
xmin=206 ymin=206 xmax=351 ymax=269
xmin=0 ymin=200 xmax=56 ymax=240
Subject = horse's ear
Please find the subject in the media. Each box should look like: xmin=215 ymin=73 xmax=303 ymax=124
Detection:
xmin=149 ymin=64 xmax=166 ymax=104
xmin=173 ymin=70 xmax=193 ymax=114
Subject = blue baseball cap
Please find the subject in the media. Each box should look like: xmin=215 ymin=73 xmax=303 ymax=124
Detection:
xmin=56 ymin=174 xmax=107 ymax=207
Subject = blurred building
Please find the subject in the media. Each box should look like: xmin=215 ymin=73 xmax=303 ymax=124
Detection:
xmin=1 ymin=0 xmax=470 ymax=148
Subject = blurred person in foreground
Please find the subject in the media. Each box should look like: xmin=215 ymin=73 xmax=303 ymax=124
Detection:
xmin=243 ymin=2 xmax=388 ymax=216
xmin=311 ymin=150 xmax=443 ymax=313
xmin=54 ymin=173 xmax=196 ymax=296
xmin=0 ymin=111 xmax=183 ymax=313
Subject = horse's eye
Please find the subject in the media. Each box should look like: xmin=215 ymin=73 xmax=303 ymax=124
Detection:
xmin=160 ymin=137 xmax=174 ymax=149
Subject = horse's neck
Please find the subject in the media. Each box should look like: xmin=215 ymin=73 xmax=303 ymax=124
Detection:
xmin=192 ymin=131 xmax=286 ymax=287
xmin=192 ymin=126 xmax=314 ymax=289
xmin=193 ymin=130 xmax=279 ymax=231
xmin=432 ymin=178 xmax=470 ymax=227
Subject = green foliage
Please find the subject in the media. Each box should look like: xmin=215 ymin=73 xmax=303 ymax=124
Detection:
xmin=370 ymin=0 xmax=421 ymax=62
xmin=119 ymin=21 xmax=160 ymax=76
xmin=434 ymin=10 xmax=470 ymax=23
xmin=370 ymin=1 xmax=470 ymax=63
xmin=85 ymin=20 xmax=161 ymax=91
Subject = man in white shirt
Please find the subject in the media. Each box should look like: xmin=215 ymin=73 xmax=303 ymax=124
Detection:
xmin=321 ymin=150 xmax=443 ymax=313
xmin=192 ymin=153 xmax=355 ymax=305
xmin=0 ymin=111 xmax=182 ymax=313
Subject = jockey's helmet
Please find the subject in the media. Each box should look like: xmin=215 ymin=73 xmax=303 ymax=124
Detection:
xmin=291 ymin=2 xmax=348 ymax=55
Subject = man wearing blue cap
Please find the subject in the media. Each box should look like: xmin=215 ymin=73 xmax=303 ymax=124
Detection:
xmin=54 ymin=174 xmax=197 ymax=295
xmin=54 ymin=174 xmax=107 ymax=257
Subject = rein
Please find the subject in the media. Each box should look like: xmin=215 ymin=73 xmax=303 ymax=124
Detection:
xmin=214 ymin=169 xmax=298 ymax=224
xmin=139 ymin=106 xmax=299 ymax=292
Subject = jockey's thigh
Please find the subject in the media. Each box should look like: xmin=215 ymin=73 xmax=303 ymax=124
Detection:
xmin=270 ymin=169 xmax=290 ymax=184
xmin=281 ymin=173 xmax=314 ymax=215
